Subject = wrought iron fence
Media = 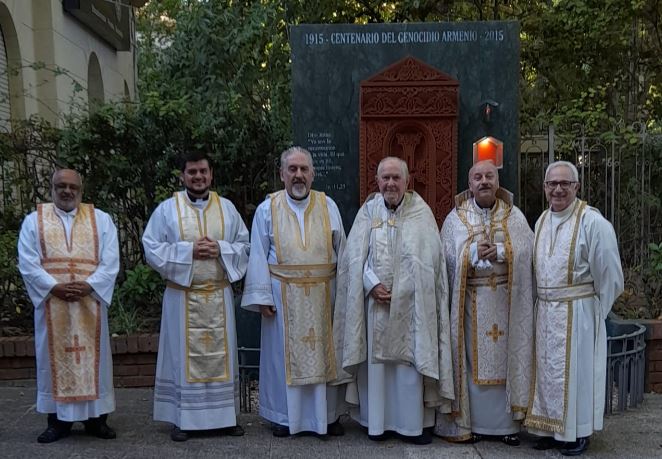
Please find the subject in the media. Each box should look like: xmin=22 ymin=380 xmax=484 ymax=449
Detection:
xmin=520 ymin=123 xmax=662 ymax=267
xmin=238 ymin=347 xmax=260 ymax=413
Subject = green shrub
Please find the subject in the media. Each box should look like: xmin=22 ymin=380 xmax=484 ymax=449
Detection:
xmin=110 ymin=263 xmax=164 ymax=335
xmin=0 ymin=230 xmax=31 ymax=335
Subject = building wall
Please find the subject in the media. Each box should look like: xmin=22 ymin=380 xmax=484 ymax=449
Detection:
xmin=0 ymin=0 xmax=137 ymax=126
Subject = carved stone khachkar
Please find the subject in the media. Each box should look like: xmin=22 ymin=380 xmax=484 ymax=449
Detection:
xmin=360 ymin=56 xmax=458 ymax=226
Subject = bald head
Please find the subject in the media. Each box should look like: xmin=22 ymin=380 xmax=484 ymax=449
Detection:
xmin=51 ymin=169 xmax=83 ymax=212
xmin=469 ymin=160 xmax=498 ymax=179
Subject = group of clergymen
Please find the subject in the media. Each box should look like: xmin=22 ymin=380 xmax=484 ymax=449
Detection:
xmin=17 ymin=146 xmax=623 ymax=456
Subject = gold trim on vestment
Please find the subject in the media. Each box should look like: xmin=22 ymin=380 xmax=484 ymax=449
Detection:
xmin=174 ymin=191 xmax=230 ymax=383
xmin=502 ymin=205 xmax=514 ymax=306
xmin=270 ymin=190 xmax=337 ymax=386
xmin=265 ymin=263 xmax=336 ymax=271
xmin=167 ymin=280 xmax=230 ymax=291
xmin=525 ymin=200 xmax=587 ymax=433
xmin=38 ymin=203 xmax=101 ymax=401
xmin=458 ymin=200 xmax=512 ymax=389
xmin=470 ymin=282 xmax=507 ymax=386
xmin=465 ymin=275 xmax=508 ymax=287
xmin=537 ymin=282 xmax=595 ymax=302
xmin=567 ymin=201 xmax=586 ymax=284
xmin=471 ymin=287 xmax=479 ymax=383
xmin=268 ymin=270 xmax=336 ymax=284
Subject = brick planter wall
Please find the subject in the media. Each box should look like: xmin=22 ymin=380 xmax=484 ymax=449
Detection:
xmin=0 ymin=333 xmax=159 ymax=387
xmin=4 ymin=324 xmax=659 ymax=392
xmin=640 ymin=319 xmax=662 ymax=393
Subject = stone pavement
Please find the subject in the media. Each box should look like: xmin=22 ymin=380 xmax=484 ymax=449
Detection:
xmin=0 ymin=386 xmax=661 ymax=458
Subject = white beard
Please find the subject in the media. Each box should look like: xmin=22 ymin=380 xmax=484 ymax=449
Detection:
xmin=290 ymin=183 xmax=308 ymax=200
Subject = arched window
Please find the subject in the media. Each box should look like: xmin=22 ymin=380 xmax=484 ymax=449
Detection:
xmin=87 ymin=52 xmax=104 ymax=112
xmin=0 ymin=23 xmax=11 ymax=132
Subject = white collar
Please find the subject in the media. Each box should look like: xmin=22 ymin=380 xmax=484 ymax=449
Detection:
xmin=53 ymin=205 xmax=78 ymax=219
xmin=550 ymin=199 xmax=577 ymax=220
xmin=285 ymin=191 xmax=310 ymax=210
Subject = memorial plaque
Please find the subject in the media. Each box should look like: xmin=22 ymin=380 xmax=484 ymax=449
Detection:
xmin=291 ymin=22 xmax=520 ymax=229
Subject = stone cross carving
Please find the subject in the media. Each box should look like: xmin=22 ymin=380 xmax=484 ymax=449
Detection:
xmin=65 ymin=334 xmax=86 ymax=364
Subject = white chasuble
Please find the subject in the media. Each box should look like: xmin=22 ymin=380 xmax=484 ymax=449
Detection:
xmin=460 ymin=200 xmax=511 ymax=386
xmin=526 ymin=200 xmax=589 ymax=433
xmin=38 ymin=203 xmax=100 ymax=401
xmin=435 ymin=189 xmax=534 ymax=440
xmin=334 ymin=192 xmax=454 ymax=437
xmin=269 ymin=190 xmax=336 ymax=386
xmin=173 ymin=191 xmax=229 ymax=383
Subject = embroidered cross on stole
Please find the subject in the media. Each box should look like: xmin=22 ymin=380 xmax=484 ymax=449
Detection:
xmin=174 ymin=191 xmax=230 ymax=383
xmin=458 ymin=198 xmax=514 ymax=386
xmin=268 ymin=190 xmax=337 ymax=386
xmin=38 ymin=203 xmax=100 ymax=401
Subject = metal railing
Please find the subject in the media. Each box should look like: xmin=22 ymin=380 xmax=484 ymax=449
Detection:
xmin=238 ymin=347 xmax=260 ymax=413
xmin=605 ymin=318 xmax=646 ymax=414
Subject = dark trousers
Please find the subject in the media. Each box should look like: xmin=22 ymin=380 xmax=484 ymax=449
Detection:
xmin=47 ymin=413 xmax=108 ymax=428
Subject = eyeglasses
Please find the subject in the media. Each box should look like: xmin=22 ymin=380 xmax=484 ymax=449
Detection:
xmin=544 ymin=180 xmax=577 ymax=190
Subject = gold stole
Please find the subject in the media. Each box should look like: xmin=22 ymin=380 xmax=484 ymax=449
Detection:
xmin=173 ymin=191 xmax=229 ymax=383
xmin=268 ymin=190 xmax=337 ymax=385
xmin=525 ymin=200 xmax=587 ymax=433
xmin=456 ymin=198 xmax=514 ymax=386
xmin=38 ymin=203 xmax=100 ymax=401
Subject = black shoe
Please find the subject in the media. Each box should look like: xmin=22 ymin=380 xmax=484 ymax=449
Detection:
xmin=501 ymin=434 xmax=520 ymax=446
xmin=469 ymin=433 xmax=482 ymax=444
xmin=327 ymin=420 xmax=344 ymax=436
xmin=533 ymin=437 xmax=564 ymax=450
xmin=560 ymin=437 xmax=590 ymax=456
xmin=272 ymin=424 xmax=290 ymax=438
xmin=218 ymin=425 xmax=245 ymax=436
xmin=170 ymin=426 xmax=190 ymax=442
xmin=368 ymin=431 xmax=393 ymax=441
xmin=399 ymin=429 xmax=432 ymax=445
xmin=84 ymin=416 xmax=116 ymax=439
xmin=37 ymin=425 xmax=71 ymax=443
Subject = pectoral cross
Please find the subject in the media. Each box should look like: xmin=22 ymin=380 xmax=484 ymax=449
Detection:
xmin=489 ymin=273 xmax=498 ymax=291
xmin=301 ymin=327 xmax=321 ymax=351
xmin=486 ymin=323 xmax=504 ymax=343
xmin=65 ymin=334 xmax=86 ymax=364
xmin=200 ymin=330 xmax=215 ymax=352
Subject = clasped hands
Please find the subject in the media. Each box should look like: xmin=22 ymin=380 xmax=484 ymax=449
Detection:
xmin=51 ymin=281 xmax=92 ymax=302
xmin=477 ymin=240 xmax=498 ymax=262
xmin=370 ymin=283 xmax=391 ymax=305
xmin=193 ymin=236 xmax=220 ymax=260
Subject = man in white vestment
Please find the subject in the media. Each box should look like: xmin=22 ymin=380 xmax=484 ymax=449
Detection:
xmin=434 ymin=160 xmax=534 ymax=446
xmin=241 ymin=146 xmax=346 ymax=438
xmin=333 ymin=156 xmax=454 ymax=445
xmin=524 ymin=161 xmax=624 ymax=456
xmin=18 ymin=169 xmax=119 ymax=443
xmin=143 ymin=152 xmax=249 ymax=442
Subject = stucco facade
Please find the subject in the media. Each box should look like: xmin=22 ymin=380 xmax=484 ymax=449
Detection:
xmin=0 ymin=0 xmax=143 ymax=128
